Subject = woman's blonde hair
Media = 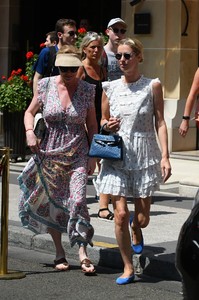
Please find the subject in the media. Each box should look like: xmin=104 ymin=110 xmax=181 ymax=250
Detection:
xmin=118 ymin=38 xmax=144 ymax=63
xmin=79 ymin=32 xmax=104 ymax=60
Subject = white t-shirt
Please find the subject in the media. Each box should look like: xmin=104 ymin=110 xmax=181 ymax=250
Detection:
xmin=103 ymin=48 xmax=123 ymax=81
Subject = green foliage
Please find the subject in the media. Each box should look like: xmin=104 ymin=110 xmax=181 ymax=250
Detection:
xmin=0 ymin=76 xmax=32 ymax=112
xmin=0 ymin=51 xmax=38 ymax=112
xmin=100 ymin=32 xmax=108 ymax=45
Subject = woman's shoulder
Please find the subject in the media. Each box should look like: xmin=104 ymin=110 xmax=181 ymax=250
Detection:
xmin=37 ymin=77 xmax=57 ymax=100
xmin=76 ymin=66 xmax=85 ymax=79
xmin=78 ymin=80 xmax=95 ymax=106
xmin=102 ymin=78 xmax=121 ymax=88
xmin=141 ymin=76 xmax=161 ymax=86
xmin=38 ymin=76 xmax=55 ymax=89
xmin=140 ymin=77 xmax=162 ymax=96
xmin=102 ymin=79 xmax=122 ymax=99
xmin=79 ymin=79 xmax=96 ymax=91
xmin=38 ymin=77 xmax=49 ymax=89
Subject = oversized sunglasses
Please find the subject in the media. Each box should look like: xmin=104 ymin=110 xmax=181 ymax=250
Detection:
xmin=110 ymin=27 xmax=126 ymax=34
xmin=67 ymin=31 xmax=77 ymax=36
xmin=115 ymin=52 xmax=133 ymax=60
xmin=59 ymin=66 xmax=79 ymax=73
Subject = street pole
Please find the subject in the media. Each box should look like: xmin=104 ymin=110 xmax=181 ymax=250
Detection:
xmin=0 ymin=147 xmax=25 ymax=279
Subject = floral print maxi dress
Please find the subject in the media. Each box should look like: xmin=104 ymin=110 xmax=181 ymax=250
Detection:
xmin=18 ymin=77 xmax=95 ymax=247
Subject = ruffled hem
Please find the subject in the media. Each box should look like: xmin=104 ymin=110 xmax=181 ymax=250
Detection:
xmin=96 ymin=162 xmax=162 ymax=198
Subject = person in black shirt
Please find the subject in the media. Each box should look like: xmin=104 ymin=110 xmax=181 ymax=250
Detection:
xmin=77 ymin=32 xmax=114 ymax=221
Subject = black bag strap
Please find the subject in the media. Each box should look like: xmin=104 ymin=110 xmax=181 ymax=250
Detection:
xmin=43 ymin=46 xmax=57 ymax=77
xmin=100 ymin=123 xmax=109 ymax=135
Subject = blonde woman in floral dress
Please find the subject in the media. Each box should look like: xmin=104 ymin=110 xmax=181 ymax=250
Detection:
xmin=18 ymin=45 xmax=97 ymax=274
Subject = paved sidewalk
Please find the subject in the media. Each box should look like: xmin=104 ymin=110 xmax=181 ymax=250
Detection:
xmin=1 ymin=154 xmax=198 ymax=281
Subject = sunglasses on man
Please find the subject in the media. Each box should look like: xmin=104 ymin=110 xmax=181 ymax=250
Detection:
xmin=67 ymin=31 xmax=77 ymax=36
xmin=115 ymin=52 xmax=134 ymax=60
xmin=110 ymin=27 xmax=126 ymax=35
xmin=59 ymin=66 xmax=79 ymax=73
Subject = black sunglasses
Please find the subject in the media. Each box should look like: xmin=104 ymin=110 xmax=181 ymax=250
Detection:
xmin=110 ymin=27 xmax=126 ymax=34
xmin=67 ymin=31 xmax=77 ymax=36
xmin=115 ymin=52 xmax=133 ymax=60
xmin=59 ymin=66 xmax=79 ymax=73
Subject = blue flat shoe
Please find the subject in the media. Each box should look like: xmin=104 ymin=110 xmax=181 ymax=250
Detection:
xmin=131 ymin=229 xmax=144 ymax=254
xmin=129 ymin=214 xmax=144 ymax=254
xmin=116 ymin=274 xmax=135 ymax=285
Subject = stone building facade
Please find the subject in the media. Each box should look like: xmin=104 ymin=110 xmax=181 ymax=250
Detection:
xmin=0 ymin=0 xmax=198 ymax=152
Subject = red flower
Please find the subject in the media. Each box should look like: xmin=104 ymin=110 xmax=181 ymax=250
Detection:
xmin=10 ymin=69 xmax=22 ymax=76
xmin=10 ymin=71 xmax=15 ymax=76
xmin=21 ymin=75 xmax=29 ymax=81
xmin=78 ymin=27 xmax=87 ymax=34
xmin=17 ymin=69 xmax=22 ymax=74
xmin=1 ymin=76 xmax=6 ymax=80
xmin=26 ymin=51 xmax=34 ymax=60
xmin=40 ymin=43 xmax=45 ymax=48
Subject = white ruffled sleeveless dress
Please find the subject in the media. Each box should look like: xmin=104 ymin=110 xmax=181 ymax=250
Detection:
xmin=96 ymin=75 xmax=163 ymax=198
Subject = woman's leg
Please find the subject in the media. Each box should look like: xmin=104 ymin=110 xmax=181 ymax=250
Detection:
xmin=96 ymin=160 xmax=114 ymax=220
xmin=68 ymin=166 xmax=95 ymax=273
xmin=131 ymin=197 xmax=151 ymax=245
xmin=48 ymin=227 xmax=69 ymax=271
xmin=112 ymin=196 xmax=134 ymax=278
xmin=98 ymin=193 xmax=114 ymax=220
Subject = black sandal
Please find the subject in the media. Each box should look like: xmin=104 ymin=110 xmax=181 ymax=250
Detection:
xmin=98 ymin=208 xmax=114 ymax=221
xmin=54 ymin=257 xmax=70 ymax=271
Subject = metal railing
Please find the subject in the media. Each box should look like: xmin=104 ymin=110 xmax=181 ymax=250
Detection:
xmin=0 ymin=147 xmax=25 ymax=279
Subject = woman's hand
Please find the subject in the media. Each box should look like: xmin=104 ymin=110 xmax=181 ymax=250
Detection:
xmin=106 ymin=117 xmax=120 ymax=132
xmin=26 ymin=130 xmax=40 ymax=153
xmin=87 ymin=157 xmax=97 ymax=175
xmin=161 ymin=157 xmax=172 ymax=183
xmin=179 ymin=119 xmax=189 ymax=137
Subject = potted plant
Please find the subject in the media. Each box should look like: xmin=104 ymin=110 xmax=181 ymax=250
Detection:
xmin=0 ymin=51 xmax=38 ymax=162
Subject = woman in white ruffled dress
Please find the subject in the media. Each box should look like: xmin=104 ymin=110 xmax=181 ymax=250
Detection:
xmin=96 ymin=38 xmax=172 ymax=284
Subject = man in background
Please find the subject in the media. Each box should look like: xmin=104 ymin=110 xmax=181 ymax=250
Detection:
xmin=103 ymin=17 xmax=127 ymax=81
xmin=33 ymin=18 xmax=77 ymax=94
xmin=44 ymin=31 xmax=58 ymax=47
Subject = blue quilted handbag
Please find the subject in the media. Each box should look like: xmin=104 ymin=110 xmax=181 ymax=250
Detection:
xmin=89 ymin=133 xmax=123 ymax=160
